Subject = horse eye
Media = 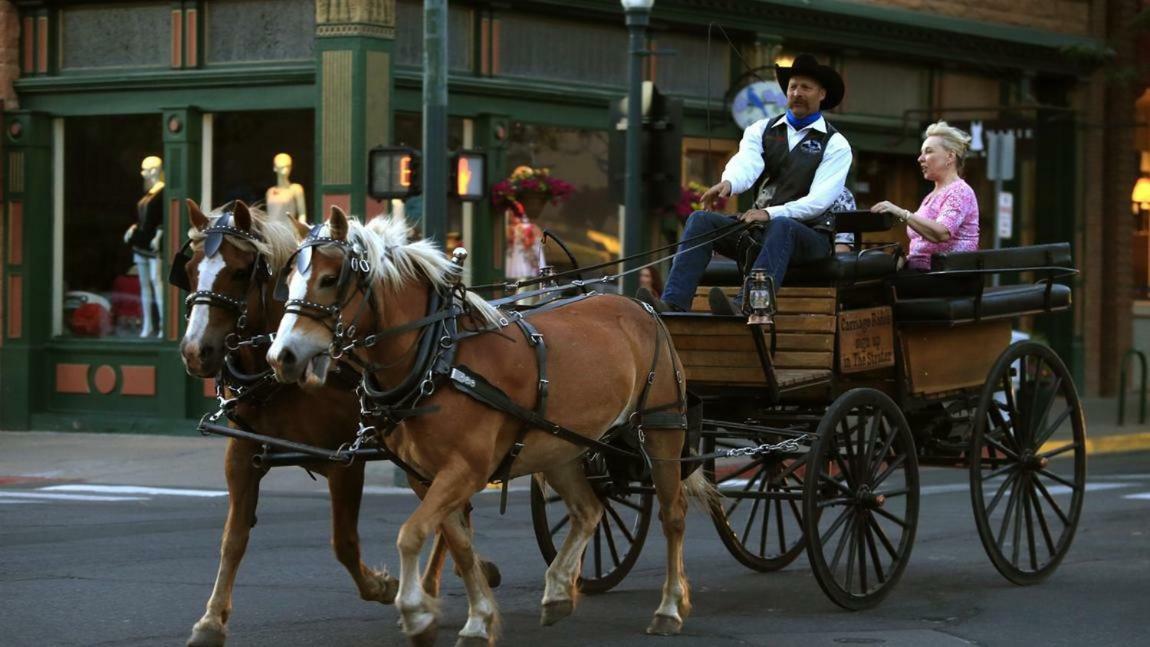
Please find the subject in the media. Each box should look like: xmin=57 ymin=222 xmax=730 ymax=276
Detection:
xmin=319 ymin=275 xmax=339 ymax=289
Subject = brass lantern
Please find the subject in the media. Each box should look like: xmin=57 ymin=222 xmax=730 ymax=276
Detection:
xmin=743 ymin=269 xmax=776 ymax=325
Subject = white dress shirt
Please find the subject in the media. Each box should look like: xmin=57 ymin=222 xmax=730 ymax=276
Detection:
xmin=721 ymin=114 xmax=853 ymax=222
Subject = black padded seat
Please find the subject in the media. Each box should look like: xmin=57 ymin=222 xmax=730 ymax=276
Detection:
xmin=893 ymin=283 xmax=1071 ymax=323
xmin=698 ymin=251 xmax=898 ymax=287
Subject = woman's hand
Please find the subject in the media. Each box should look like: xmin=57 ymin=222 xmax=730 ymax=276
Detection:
xmin=871 ymin=201 xmax=911 ymax=222
xmin=701 ymin=180 xmax=732 ymax=211
xmin=739 ymin=209 xmax=771 ymax=224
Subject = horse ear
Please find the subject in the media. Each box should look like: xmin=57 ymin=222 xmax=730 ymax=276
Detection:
xmin=233 ymin=200 xmax=252 ymax=232
xmin=292 ymin=219 xmax=310 ymax=239
xmin=328 ymin=206 xmax=349 ymax=241
xmin=187 ymin=199 xmax=208 ymax=231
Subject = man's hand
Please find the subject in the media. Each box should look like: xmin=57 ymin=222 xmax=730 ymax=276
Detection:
xmin=701 ymin=180 xmax=732 ymax=211
xmin=739 ymin=209 xmax=771 ymax=224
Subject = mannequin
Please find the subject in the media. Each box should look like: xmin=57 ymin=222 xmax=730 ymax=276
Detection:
xmin=123 ymin=156 xmax=165 ymax=338
xmin=265 ymin=153 xmax=308 ymax=224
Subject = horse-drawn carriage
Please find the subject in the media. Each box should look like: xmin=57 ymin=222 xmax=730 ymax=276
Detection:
xmin=173 ymin=201 xmax=1083 ymax=645
xmin=529 ymin=210 xmax=1084 ymax=609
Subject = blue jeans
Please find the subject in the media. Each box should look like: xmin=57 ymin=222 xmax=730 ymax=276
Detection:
xmin=661 ymin=210 xmax=832 ymax=311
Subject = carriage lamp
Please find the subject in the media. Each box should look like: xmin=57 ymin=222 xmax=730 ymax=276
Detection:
xmin=744 ymin=269 xmax=776 ymax=325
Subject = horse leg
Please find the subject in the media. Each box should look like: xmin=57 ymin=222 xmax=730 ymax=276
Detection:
xmin=645 ymin=430 xmax=693 ymax=636
xmin=327 ymin=464 xmax=399 ymax=604
xmin=538 ymin=462 xmax=603 ymax=627
xmin=187 ymin=439 xmax=264 ymax=647
xmin=395 ymin=470 xmax=480 ymax=645
xmin=440 ymin=508 xmax=500 ymax=645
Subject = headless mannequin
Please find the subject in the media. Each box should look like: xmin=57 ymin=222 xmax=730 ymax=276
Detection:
xmin=265 ymin=153 xmax=308 ymax=224
xmin=123 ymin=156 xmax=165 ymax=338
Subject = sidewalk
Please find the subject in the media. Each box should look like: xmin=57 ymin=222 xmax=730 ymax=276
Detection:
xmin=1 ymin=397 xmax=1147 ymax=494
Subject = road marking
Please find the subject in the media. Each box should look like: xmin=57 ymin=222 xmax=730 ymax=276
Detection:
xmin=40 ymin=484 xmax=227 ymax=498
xmin=1122 ymin=492 xmax=1150 ymax=500
xmin=0 ymin=491 xmax=148 ymax=502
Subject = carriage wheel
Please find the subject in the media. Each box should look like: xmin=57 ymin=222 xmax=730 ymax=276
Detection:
xmin=970 ymin=341 xmax=1086 ymax=585
xmin=529 ymin=477 xmax=653 ymax=594
xmin=803 ymin=388 xmax=919 ymax=610
xmin=705 ymin=435 xmax=806 ymax=572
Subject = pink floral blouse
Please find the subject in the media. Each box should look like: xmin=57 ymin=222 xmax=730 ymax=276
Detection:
xmin=906 ymin=178 xmax=980 ymax=270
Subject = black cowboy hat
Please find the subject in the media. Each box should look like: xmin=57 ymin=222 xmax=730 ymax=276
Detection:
xmin=776 ymin=54 xmax=845 ymax=111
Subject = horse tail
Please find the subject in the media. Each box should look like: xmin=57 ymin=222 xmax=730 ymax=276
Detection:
xmin=681 ymin=469 xmax=720 ymax=517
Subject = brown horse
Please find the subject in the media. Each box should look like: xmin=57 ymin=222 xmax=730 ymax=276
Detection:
xmin=176 ymin=200 xmax=478 ymax=647
xmin=267 ymin=208 xmax=712 ymax=645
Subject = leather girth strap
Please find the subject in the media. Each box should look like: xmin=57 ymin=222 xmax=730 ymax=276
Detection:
xmin=490 ymin=317 xmax=548 ymax=513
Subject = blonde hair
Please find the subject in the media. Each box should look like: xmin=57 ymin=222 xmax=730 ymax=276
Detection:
xmin=923 ymin=121 xmax=973 ymax=173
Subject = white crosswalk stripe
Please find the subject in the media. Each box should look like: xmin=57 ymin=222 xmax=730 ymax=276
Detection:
xmin=41 ymin=484 xmax=227 ymax=498
xmin=1122 ymin=492 xmax=1150 ymax=500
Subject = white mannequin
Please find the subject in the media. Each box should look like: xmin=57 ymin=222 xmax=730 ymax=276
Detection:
xmin=123 ymin=156 xmax=165 ymax=338
xmin=265 ymin=153 xmax=308 ymax=224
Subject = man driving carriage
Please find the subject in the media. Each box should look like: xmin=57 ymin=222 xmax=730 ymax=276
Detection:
xmin=638 ymin=54 xmax=851 ymax=322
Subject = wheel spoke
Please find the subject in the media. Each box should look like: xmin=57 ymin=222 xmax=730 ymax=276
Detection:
xmin=819 ymin=504 xmax=853 ymax=545
xmin=867 ymin=515 xmax=899 ymax=561
xmin=759 ymin=487 xmax=771 ymax=557
xmin=1023 ymin=475 xmax=1038 ymax=571
xmin=984 ymin=435 xmax=1022 ymax=462
xmin=1033 ymin=476 xmax=1071 ymax=525
xmin=787 ymin=492 xmax=805 ymax=529
xmin=1036 ymin=468 xmax=1080 ymax=491
xmin=819 ymin=470 xmax=855 ymax=497
xmin=1030 ymin=375 xmax=1063 ymax=444
xmin=1011 ymin=473 xmax=1026 ymax=566
xmin=604 ymin=500 xmax=636 ymax=545
xmin=871 ymin=454 xmax=907 ymax=488
xmin=995 ymin=474 xmax=1022 ymax=550
xmin=1038 ymin=442 xmax=1080 ymax=460
xmin=862 ymin=412 xmax=882 ymax=477
xmin=844 ymin=515 xmax=859 ymax=593
xmin=592 ymin=522 xmax=603 ymax=578
xmin=1000 ymin=371 xmax=1022 ymax=452
xmin=864 ymin=519 xmax=887 ymax=584
xmin=776 ymin=497 xmax=789 ymax=552
xmin=982 ymin=460 xmax=1018 ymax=481
xmin=1028 ymin=484 xmax=1057 ymax=558
xmin=724 ymin=465 xmax=765 ymax=518
xmin=873 ymin=487 xmax=910 ymax=499
xmin=717 ymin=457 xmax=768 ymax=485
xmin=741 ymin=474 xmax=767 ymax=546
xmin=828 ymin=510 xmax=857 ymax=572
xmin=546 ymin=494 xmax=563 ymax=505
xmin=550 ymin=514 xmax=571 ymax=537
xmin=872 ymin=416 xmax=899 ymax=473
xmin=857 ymin=512 xmax=869 ymax=593
xmin=599 ymin=510 xmax=622 ymax=568
xmin=1035 ymin=407 xmax=1073 ymax=448
xmin=607 ymin=494 xmax=645 ymax=513
xmin=818 ymin=497 xmax=853 ymax=508
xmin=873 ymin=506 xmax=909 ymax=529
xmin=984 ymin=470 xmax=1019 ymax=518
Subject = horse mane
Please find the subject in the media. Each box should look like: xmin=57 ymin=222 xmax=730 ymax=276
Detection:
xmin=328 ymin=216 xmax=505 ymax=328
xmin=187 ymin=204 xmax=301 ymax=274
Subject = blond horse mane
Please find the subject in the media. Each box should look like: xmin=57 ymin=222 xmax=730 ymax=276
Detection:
xmin=186 ymin=204 xmax=302 ymax=273
xmin=315 ymin=215 xmax=504 ymax=328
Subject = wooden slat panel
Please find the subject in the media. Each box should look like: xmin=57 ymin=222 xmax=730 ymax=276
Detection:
xmin=691 ymin=287 xmax=835 ymax=315
xmin=664 ymin=318 xmax=748 ymax=337
xmin=779 ymin=287 xmax=835 ymax=298
xmin=777 ymin=368 xmax=833 ymax=388
xmin=684 ymin=365 xmax=768 ymax=384
xmin=776 ymin=333 xmax=835 ymax=352
xmin=679 ymin=350 xmax=761 ymax=369
xmin=671 ymin=335 xmax=757 ymax=352
xmin=776 ymin=298 xmax=835 ymax=315
xmin=900 ymin=321 xmax=1011 ymax=395
xmin=775 ymin=314 xmax=836 ymax=333
xmin=774 ymin=351 xmax=834 ymax=370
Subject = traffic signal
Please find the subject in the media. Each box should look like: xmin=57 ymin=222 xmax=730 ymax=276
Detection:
xmin=368 ymin=146 xmax=420 ymax=200
xmin=452 ymin=150 xmax=486 ymax=202
xmin=608 ymin=82 xmax=683 ymax=210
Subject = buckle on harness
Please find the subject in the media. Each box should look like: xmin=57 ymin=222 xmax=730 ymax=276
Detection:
xmin=529 ymin=332 xmax=544 ymax=346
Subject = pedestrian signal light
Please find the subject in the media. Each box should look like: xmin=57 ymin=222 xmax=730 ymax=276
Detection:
xmin=452 ymin=150 xmax=486 ymax=202
xmin=368 ymin=146 xmax=421 ymax=199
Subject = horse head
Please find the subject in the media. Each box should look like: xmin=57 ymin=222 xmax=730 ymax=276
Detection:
xmin=175 ymin=199 xmax=298 ymax=377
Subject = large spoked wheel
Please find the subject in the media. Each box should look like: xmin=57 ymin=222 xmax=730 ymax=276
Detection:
xmin=970 ymin=341 xmax=1086 ymax=585
xmin=705 ymin=434 xmax=806 ymax=571
xmin=803 ymin=388 xmax=920 ymax=610
xmin=529 ymin=476 xmax=653 ymax=594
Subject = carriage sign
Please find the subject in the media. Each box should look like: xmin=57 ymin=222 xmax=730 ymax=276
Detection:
xmin=838 ymin=306 xmax=895 ymax=373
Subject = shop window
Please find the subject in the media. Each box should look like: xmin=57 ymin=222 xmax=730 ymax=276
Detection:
xmin=205 ymin=0 xmax=315 ymax=64
xmin=505 ymin=124 xmax=615 ymax=273
xmin=654 ymin=32 xmax=728 ymax=99
xmin=496 ymin=14 xmax=627 ymax=88
xmin=390 ymin=112 xmax=465 ymax=237
xmin=939 ymin=72 xmax=1002 ymax=110
xmin=61 ymin=115 xmax=163 ymax=339
xmin=210 ymin=110 xmax=315 ymax=211
xmin=840 ymin=58 xmax=928 ymax=118
xmin=60 ymin=3 xmax=170 ymax=70
xmin=394 ymin=0 xmax=474 ymax=72
xmin=681 ymin=136 xmax=737 ymax=213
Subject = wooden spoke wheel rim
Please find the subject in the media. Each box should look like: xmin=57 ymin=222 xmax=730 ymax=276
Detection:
xmin=803 ymin=388 xmax=920 ymax=610
xmin=529 ymin=477 xmax=653 ymax=594
xmin=970 ymin=341 xmax=1086 ymax=585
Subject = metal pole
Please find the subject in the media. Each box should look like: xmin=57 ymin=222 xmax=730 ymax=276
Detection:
xmin=621 ymin=8 xmax=648 ymax=297
xmin=422 ymin=0 xmax=448 ymax=243
xmin=992 ymin=178 xmax=1002 ymax=286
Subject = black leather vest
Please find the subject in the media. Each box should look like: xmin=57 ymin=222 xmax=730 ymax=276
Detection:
xmin=754 ymin=117 xmax=837 ymax=233
xmin=129 ymin=189 xmax=164 ymax=257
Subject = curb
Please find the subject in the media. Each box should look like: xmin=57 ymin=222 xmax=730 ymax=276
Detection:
xmin=1040 ymin=431 xmax=1150 ymax=458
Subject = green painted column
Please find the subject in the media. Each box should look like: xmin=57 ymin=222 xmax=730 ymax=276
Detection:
xmin=470 ymin=114 xmax=509 ymax=286
xmin=1 ymin=111 xmax=53 ymax=429
xmin=314 ymin=0 xmax=395 ymax=222
xmin=160 ymin=107 xmax=206 ymax=415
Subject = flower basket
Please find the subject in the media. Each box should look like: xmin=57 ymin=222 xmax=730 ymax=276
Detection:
xmin=492 ymin=166 xmax=575 ymax=221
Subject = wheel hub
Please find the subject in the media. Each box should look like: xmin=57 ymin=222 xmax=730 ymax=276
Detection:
xmin=856 ymin=485 xmax=885 ymax=509
xmin=1019 ymin=451 xmax=1049 ymax=471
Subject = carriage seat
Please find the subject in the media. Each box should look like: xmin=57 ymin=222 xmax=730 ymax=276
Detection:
xmin=699 ymin=249 xmax=899 ymax=288
xmin=892 ymin=243 xmax=1074 ymax=324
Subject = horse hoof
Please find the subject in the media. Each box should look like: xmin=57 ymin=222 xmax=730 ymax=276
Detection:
xmin=409 ymin=623 xmax=438 ymax=647
xmin=646 ymin=614 xmax=683 ymax=636
xmin=455 ymin=636 xmax=492 ymax=647
xmin=480 ymin=560 xmax=502 ymax=589
xmin=187 ymin=626 xmax=227 ymax=647
xmin=375 ymin=573 xmax=399 ymax=605
xmin=540 ymin=600 xmax=574 ymax=626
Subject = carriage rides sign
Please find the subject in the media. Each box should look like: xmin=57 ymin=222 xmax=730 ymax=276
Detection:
xmin=837 ymin=306 xmax=895 ymax=373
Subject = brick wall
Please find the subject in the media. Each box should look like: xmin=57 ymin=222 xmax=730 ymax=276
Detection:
xmin=851 ymin=0 xmax=1097 ymax=35
xmin=0 ymin=0 xmax=18 ymax=110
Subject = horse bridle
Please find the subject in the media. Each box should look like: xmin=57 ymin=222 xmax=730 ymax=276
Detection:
xmin=169 ymin=209 xmax=272 ymax=344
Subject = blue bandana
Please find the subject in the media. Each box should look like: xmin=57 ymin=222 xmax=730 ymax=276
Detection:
xmin=785 ymin=109 xmax=821 ymax=131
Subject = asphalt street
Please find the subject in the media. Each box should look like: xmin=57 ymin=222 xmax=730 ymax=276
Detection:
xmin=1 ymin=452 xmax=1147 ymax=647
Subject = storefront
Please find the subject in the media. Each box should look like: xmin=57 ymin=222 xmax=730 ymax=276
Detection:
xmin=1 ymin=0 xmax=1105 ymax=431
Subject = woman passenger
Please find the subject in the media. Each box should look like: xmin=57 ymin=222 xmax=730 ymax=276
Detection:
xmin=870 ymin=121 xmax=980 ymax=271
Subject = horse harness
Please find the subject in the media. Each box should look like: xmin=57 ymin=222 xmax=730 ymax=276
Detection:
xmin=288 ymin=230 xmax=688 ymax=512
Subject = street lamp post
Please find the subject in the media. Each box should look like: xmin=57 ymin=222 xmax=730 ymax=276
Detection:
xmin=423 ymin=0 xmax=448 ymax=243
xmin=621 ymin=0 xmax=653 ymax=297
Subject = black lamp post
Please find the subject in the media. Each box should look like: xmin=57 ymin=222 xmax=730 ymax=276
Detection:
xmin=621 ymin=0 xmax=654 ymax=297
